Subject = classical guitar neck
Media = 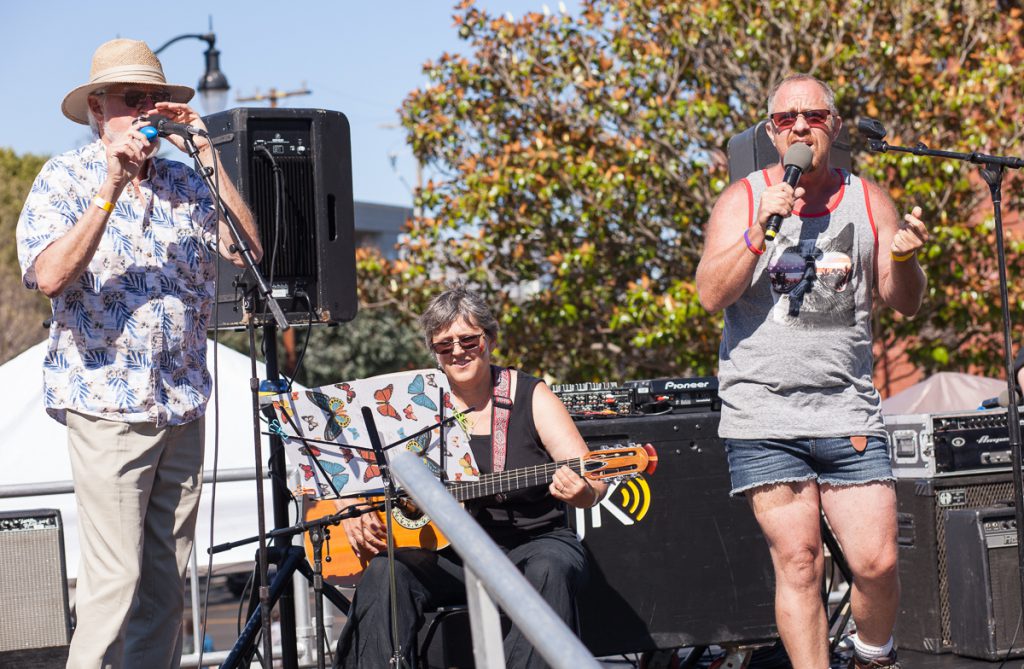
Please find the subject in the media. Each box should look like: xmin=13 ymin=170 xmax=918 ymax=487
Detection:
xmin=442 ymin=443 xmax=653 ymax=503
xmin=446 ymin=458 xmax=584 ymax=503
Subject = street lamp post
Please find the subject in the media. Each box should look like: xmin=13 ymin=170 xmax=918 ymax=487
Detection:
xmin=154 ymin=30 xmax=230 ymax=113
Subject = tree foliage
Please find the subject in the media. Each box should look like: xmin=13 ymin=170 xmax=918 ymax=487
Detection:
xmin=0 ymin=148 xmax=50 ymax=364
xmin=363 ymin=0 xmax=1024 ymax=382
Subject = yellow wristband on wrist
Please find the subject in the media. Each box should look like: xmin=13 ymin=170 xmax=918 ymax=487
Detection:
xmin=890 ymin=249 xmax=915 ymax=262
xmin=92 ymin=196 xmax=114 ymax=213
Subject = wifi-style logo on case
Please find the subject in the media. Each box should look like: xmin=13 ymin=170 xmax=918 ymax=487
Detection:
xmin=573 ymin=474 xmax=653 ymax=539
xmin=615 ymin=476 xmax=652 ymax=522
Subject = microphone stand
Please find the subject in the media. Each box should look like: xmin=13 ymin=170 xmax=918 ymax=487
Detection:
xmin=347 ymin=405 xmax=468 ymax=669
xmin=360 ymin=406 xmax=413 ymax=669
xmin=861 ymin=120 xmax=1024 ymax=624
xmin=186 ymin=131 xmax=293 ymax=668
xmin=210 ymin=502 xmax=377 ymax=669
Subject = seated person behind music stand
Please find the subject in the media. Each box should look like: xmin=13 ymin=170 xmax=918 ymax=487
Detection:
xmin=334 ymin=284 xmax=607 ymax=668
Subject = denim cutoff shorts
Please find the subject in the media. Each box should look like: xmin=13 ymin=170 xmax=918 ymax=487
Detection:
xmin=724 ymin=436 xmax=894 ymax=497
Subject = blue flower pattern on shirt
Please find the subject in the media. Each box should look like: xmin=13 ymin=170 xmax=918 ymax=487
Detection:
xmin=16 ymin=140 xmax=219 ymax=426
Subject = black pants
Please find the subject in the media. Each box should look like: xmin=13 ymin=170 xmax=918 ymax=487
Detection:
xmin=335 ymin=526 xmax=587 ymax=668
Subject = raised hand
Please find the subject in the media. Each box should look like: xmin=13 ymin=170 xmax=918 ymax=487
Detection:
xmin=891 ymin=205 xmax=928 ymax=258
xmin=105 ymin=117 xmax=158 ymax=187
xmin=152 ymin=101 xmax=211 ymax=153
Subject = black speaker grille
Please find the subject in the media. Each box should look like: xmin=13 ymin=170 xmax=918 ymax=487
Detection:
xmin=935 ymin=480 xmax=1014 ymax=646
xmin=989 ymin=545 xmax=1023 ymax=651
xmin=204 ymin=108 xmax=358 ymax=328
xmin=249 ymin=152 xmax=317 ymax=281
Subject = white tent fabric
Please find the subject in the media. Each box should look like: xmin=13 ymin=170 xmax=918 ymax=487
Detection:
xmin=0 ymin=338 xmax=297 ymax=579
xmin=880 ymin=371 xmax=1006 ymax=415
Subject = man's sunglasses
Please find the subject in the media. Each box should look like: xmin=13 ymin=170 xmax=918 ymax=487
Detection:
xmin=430 ymin=333 xmax=485 ymax=355
xmin=104 ymin=89 xmax=172 ymax=108
xmin=769 ymin=109 xmax=832 ymax=130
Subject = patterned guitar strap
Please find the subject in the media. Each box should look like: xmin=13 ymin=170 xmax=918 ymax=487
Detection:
xmin=490 ymin=365 xmax=514 ymax=479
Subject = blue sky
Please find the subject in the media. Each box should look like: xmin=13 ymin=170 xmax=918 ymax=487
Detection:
xmin=1 ymin=1 xmax=575 ymax=208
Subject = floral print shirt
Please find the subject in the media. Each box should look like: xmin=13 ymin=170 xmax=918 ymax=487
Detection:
xmin=17 ymin=140 xmax=219 ymax=426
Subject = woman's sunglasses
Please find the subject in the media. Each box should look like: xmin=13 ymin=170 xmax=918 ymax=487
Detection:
xmin=430 ymin=333 xmax=484 ymax=355
xmin=769 ymin=109 xmax=832 ymax=130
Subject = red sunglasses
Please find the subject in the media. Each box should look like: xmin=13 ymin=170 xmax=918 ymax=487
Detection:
xmin=769 ymin=109 xmax=832 ymax=130
xmin=430 ymin=333 xmax=485 ymax=355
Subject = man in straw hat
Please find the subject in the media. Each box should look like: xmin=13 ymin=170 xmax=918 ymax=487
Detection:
xmin=16 ymin=38 xmax=261 ymax=668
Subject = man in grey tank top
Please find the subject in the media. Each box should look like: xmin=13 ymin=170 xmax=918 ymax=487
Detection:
xmin=696 ymin=74 xmax=929 ymax=669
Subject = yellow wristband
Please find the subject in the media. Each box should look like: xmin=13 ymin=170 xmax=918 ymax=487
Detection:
xmin=890 ymin=249 xmax=915 ymax=262
xmin=92 ymin=196 xmax=114 ymax=213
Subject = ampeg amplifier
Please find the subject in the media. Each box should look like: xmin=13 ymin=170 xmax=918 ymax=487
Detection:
xmin=944 ymin=506 xmax=1024 ymax=660
xmin=884 ymin=408 xmax=1021 ymax=478
xmin=895 ymin=472 xmax=1015 ymax=653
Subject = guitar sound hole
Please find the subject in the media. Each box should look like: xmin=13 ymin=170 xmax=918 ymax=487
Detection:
xmin=394 ymin=499 xmax=431 ymax=530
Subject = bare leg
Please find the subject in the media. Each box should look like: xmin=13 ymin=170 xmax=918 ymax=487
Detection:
xmin=748 ymin=480 xmax=829 ymax=669
xmin=821 ymin=481 xmax=899 ymax=646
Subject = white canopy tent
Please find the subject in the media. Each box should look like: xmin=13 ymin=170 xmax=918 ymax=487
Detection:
xmin=881 ymin=371 xmax=1006 ymax=415
xmin=0 ymin=338 xmax=300 ymax=579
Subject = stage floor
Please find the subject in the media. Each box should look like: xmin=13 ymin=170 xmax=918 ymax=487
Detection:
xmin=897 ymin=649 xmax=1023 ymax=668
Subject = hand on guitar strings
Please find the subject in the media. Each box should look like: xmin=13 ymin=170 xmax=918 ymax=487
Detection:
xmin=336 ymin=498 xmax=389 ymax=560
xmin=549 ymin=465 xmax=598 ymax=509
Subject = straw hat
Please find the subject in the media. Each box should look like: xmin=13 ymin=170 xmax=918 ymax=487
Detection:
xmin=62 ymin=38 xmax=195 ymax=125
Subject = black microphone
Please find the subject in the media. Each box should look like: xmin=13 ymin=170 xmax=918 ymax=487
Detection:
xmin=144 ymin=114 xmax=207 ymax=139
xmin=857 ymin=118 xmax=888 ymax=141
xmin=764 ymin=143 xmax=813 ymax=241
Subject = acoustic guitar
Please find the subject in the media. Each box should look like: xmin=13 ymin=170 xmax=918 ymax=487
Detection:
xmin=303 ymin=443 xmax=657 ymax=586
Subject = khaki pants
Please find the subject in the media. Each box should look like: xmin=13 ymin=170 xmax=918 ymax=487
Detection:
xmin=65 ymin=411 xmax=204 ymax=669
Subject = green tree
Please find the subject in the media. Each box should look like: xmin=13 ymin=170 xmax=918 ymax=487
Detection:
xmin=372 ymin=0 xmax=1024 ymax=382
xmin=0 ymin=148 xmax=50 ymax=364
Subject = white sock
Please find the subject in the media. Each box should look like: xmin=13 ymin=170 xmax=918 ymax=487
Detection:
xmin=852 ymin=634 xmax=894 ymax=660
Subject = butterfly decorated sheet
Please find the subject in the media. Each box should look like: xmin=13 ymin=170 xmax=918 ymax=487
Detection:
xmin=264 ymin=369 xmax=477 ymax=498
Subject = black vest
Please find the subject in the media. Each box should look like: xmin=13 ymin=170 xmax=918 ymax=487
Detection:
xmin=467 ymin=370 xmax=565 ymax=547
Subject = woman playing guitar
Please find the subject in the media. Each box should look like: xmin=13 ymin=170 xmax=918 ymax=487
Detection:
xmin=334 ymin=284 xmax=606 ymax=669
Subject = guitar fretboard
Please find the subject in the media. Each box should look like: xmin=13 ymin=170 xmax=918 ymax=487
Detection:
xmin=446 ymin=457 xmax=584 ymax=502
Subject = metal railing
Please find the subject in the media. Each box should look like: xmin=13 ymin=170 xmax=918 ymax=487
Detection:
xmin=0 ymin=467 xmax=264 ymax=498
xmin=0 ymin=468 xmax=337 ymax=668
xmin=390 ymin=448 xmax=600 ymax=669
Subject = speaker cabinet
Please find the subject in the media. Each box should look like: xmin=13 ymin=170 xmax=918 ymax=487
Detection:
xmin=0 ymin=509 xmax=71 ymax=666
xmin=202 ymin=107 xmax=358 ymax=329
xmin=944 ymin=506 xmax=1024 ymax=660
xmin=726 ymin=120 xmax=852 ymax=183
xmin=570 ymin=412 xmax=778 ymax=656
xmin=895 ymin=472 xmax=1014 ymax=653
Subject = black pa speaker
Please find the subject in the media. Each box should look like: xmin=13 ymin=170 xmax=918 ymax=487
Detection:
xmin=570 ymin=411 xmax=778 ymax=656
xmin=0 ymin=509 xmax=71 ymax=667
xmin=202 ymin=107 xmax=358 ymax=328
xmin=944 ymin=506 xmax=1024 ymax=661
xmin=894 ymin=472 xmax=1015 ymax=653
xmin=727 ymin=120 xmax=852 ymax=183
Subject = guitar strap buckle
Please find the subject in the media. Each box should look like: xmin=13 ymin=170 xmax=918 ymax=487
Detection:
xmin=491 ymin=366 xmax=513 ymax=473
xmin=493 ymin=396 xmax=513 ymax=411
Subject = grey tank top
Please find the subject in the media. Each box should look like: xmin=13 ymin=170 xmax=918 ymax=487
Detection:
xmin=717 ymin=168 xmax=886 ymax=440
